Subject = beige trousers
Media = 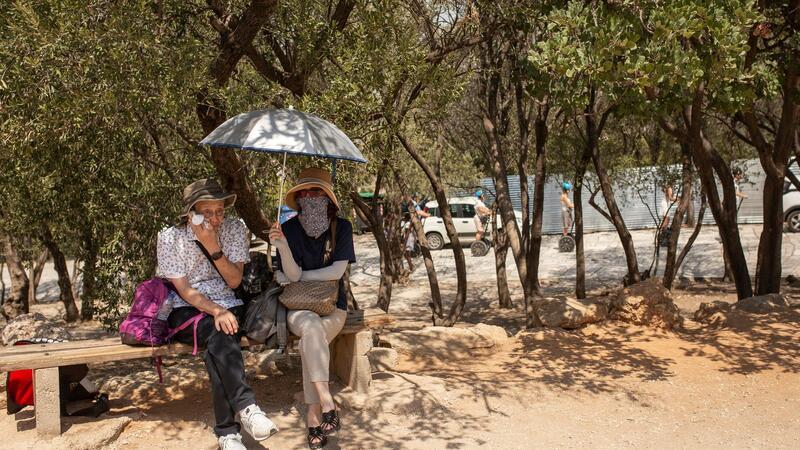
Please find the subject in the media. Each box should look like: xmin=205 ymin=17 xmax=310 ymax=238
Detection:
xmin=287 ymin=308 xmax=347 ymax=404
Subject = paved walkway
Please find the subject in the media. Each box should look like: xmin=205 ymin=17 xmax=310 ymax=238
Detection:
xmin=349 ymin=224 xmax=800 ymax=285
xmin=5 ymin=224 xmax=798 ymax=302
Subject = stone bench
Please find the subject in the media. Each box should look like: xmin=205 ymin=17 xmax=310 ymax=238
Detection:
xmin=0 ymin=307 xmax=394 ymax=437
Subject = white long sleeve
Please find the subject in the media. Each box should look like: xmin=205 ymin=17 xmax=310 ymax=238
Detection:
xmin=275 ymin=242 xmax=348 ymax=283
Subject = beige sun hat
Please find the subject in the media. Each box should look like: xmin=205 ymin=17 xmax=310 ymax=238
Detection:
xmin=284 ymin=167 xmax=339 ymax=211
xmin=180 ymin=178 xmax=236 ymax=217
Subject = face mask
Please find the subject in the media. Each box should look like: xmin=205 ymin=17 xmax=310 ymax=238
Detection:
xmin=297 ymin=196 xmax=330 ymax=238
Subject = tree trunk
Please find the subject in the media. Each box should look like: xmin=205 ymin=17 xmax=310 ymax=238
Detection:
xmin=686 ymin=107 xmax=752 ymax=298
xmin=385 ymin=199 xmax=408 ymax=282
xmin=662 ymin=146 xmax=693 ymax=289
xmin=741 ymin=16 xmax=799 ymax=295
xmin=674 ymin=191 xmax=707 ymax=276
xmin=527 ymin=111 xmax=548 ymax=298
xmin=658 ymin=86 xmax=753 ymax=299
xmin=685 ymin=189 xmax=696 ymax=227
xmin=396 ymin=132 xmax=467 ymax=326
xmin=1 ymin=261 xmax=6 ymax=306
xmin=80 ymin=231 xmax=98 ymax=321
xmin=194 ymin=1 xmax=277 ymax=242
xmin=755 ymin=172 xmax=786 ymax=294
xmin=592 ymin=145 xmax=640 ymax=284
xmin=28 ymin=248 xmax=48 ymax=306
xmin=491 ymin=206 xmax=513 ymax=308
xmin=2 ymin=235 xmax=29 ymax=319
xmin=582 ymin=93 xmax=638 ymax=284
xmin=351 ymin=191 xmax=395 ymax=312
xmin=71 ymin=258 xmax=82 ymax=302
xmin=39 ymin=225 xmax=79 ymax=322
xmin=478 ymin=41 xmax=542 ymax=327
xmin=573 ymin=146 xmax=593 ymax=299
xmin=393 ymin=171 xmax=443 ymax=311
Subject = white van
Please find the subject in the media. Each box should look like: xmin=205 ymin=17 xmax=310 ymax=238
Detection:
xmin=421 ymin=197 xmax=523 ymax=250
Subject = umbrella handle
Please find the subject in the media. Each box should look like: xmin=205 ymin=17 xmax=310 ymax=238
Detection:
xmin=277 ymin=151 xmax=287 ymax=225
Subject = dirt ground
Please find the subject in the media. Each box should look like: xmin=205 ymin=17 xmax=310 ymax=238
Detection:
xmin=1 ymin=227 xmax=799 ymax=449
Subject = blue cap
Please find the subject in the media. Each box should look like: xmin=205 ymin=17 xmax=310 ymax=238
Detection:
xmin=562 ymin=181 xmax=573 ymax=190
xmin=475 ymin=189 xmax=483 ymax=198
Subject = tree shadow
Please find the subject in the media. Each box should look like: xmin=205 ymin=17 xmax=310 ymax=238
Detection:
xmin=679 ymin=309 xmax=800 ymax=375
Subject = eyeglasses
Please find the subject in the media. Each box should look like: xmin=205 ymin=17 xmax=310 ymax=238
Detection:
xmin=197 ymin=209 xmax=225 ymax=219
xmin=296 ymin=188 xmax=326 ymax=199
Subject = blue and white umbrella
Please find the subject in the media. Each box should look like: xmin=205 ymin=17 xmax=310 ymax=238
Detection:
xmin=200 ymin=108 xmax=367 ymax=221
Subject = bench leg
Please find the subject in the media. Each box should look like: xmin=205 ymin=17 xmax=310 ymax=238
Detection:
xmin=34 ymin=367 xmax=61 ymax=436
xmin=331 ymin=330 xmax=372 ymax=395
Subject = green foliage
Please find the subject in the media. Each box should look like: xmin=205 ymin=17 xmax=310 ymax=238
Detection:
xmin=1 ymin=0 xmax=791 ymax=326
xmin=0 ymin=0 xmax=212 ymax=326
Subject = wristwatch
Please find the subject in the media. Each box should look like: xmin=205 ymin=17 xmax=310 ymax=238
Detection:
xmin=210 ymin=250 xmax=224 ymax=261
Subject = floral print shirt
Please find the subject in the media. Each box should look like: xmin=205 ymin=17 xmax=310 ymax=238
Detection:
xmin=156 ymin=218 xmax=250 ymax=309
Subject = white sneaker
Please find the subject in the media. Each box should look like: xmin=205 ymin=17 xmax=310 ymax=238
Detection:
xmin=239 ymin=404 xmax=278 ymax=441
xmin=218 ymin=433 xmax=247 ymax=450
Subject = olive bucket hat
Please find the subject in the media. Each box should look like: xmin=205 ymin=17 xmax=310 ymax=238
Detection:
xmin=180 ymin=178 xmax=237 ymax=217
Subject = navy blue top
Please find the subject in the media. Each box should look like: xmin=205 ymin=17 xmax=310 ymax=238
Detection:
xmin=276 ymin=216 xmax=356 ymax=310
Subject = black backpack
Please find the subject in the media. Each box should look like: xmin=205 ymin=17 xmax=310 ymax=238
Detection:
xmin=243 ymin=283 xmax=288 ymax=352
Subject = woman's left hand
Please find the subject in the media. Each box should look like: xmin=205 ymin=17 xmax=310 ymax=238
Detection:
xmin=275 ymin=270 xmax=290 ymax=285
xmin=269 ymin=222 xmax=287 ymax=248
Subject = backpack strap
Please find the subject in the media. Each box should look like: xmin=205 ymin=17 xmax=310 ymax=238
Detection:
xmin=165 ymin=312 xmax=205 ymax=356
xmin=323 ymin=218 xmax=337 ymax=266
xmin=195 ymin=240 xmax=224 ymax=278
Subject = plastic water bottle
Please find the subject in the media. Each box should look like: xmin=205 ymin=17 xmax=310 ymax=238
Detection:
xmin=156 ymin=291 xmax=176 ymax=321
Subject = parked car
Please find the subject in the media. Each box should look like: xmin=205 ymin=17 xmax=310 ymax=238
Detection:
xmin=421 ymin=197 xmax=524 ymax=250
xmin=784 ymin=180 xmax=800 ymax=232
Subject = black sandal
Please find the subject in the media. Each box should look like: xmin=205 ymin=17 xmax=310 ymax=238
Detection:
xmin=321 ymin=409 xmax=341 ymax=435
xmin=308 ymin=426 xmax=327 ymax=449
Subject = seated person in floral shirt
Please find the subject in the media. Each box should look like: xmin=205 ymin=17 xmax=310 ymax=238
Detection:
xmin=157 ymin=178 xmax=277 ymax=450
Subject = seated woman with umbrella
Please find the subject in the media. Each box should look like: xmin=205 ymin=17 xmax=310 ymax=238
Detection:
xmin=269 ymin=167 xmax=355 ymax=449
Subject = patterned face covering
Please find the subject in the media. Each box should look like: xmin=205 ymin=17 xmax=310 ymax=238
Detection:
xmin=297 ymin=196 xmax=331 ymax=238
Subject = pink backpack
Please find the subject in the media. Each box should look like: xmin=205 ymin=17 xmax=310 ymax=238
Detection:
xmin=119 ymin=278 xmax=203 ymax=352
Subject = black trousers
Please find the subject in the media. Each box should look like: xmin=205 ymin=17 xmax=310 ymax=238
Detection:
xmin=168 ymin=305 xmax=255 ymax=437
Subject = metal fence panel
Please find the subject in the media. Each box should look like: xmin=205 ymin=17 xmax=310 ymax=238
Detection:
xmin=476 ymin=158 xmax=795 ymax=235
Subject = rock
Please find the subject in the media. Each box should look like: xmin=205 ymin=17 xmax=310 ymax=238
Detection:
xmin=694 ymin=301 xmax=732 ymax=321
xmin=610 ymin=278 xmax=682 ymax=330
xmin=734 ymin=294 xmax=789 ymax=314
xmin=693 ymin=301 xmax=733 ymax=328
xmin=380 ymin=324 xmax=508 ymax=365
xmin=786 ymin=274 xmax=800 ymax=287
xmin=535 ymin=297 xmax=608 ymax=329
xmin=1 ymin=312 xmax=72 ymax=345
xmin=52 ymin=416 xmax=132 ymax=450
xmin=368 ymin=347 xmax=398 ymax=372
xmin=382 ymin=324 xmax=507 ymax=353
xmin=470 ymin=323 xmax=510 ymax=344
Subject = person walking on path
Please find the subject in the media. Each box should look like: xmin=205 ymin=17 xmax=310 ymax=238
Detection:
xmin=269 ymin=167 xmax=356 ymax=449
xmin=158 ymin=178 xmax=278 ymax=450
xmin=403 ymin=194 xmax=430 ymax=272
xmin=660 ymin=184 xmax=678 ymax=230
xmin=560 ymin=182 xmax=574 ymax=237
xmin=474 ymin=189 xmax=492 ymax=241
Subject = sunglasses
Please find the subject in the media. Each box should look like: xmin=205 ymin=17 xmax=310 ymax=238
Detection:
xmin=296 ymin=188 xmax=327 ymax=199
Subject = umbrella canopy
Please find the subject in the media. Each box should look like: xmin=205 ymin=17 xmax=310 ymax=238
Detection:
xmin=199 ymin=108 xmax=367 ymax=163
xmin=199 ymin=108 xmax=366 ymax=224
